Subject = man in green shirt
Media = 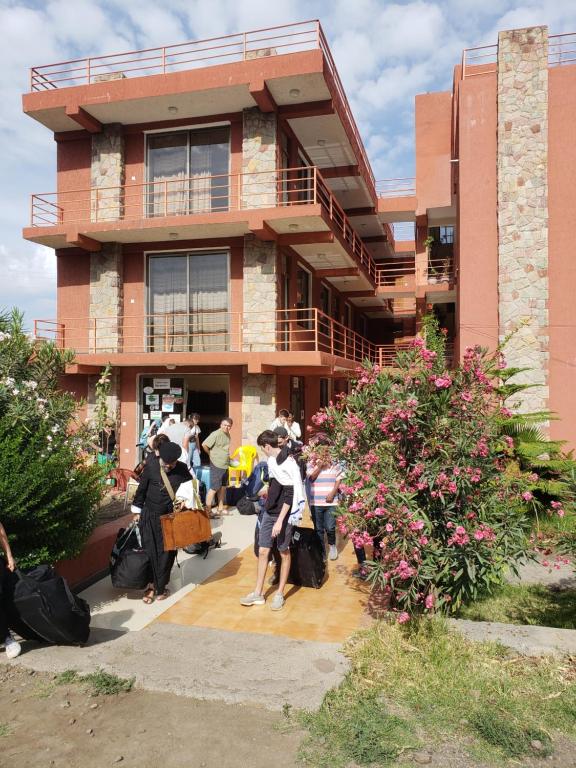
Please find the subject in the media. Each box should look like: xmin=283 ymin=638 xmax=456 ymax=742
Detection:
xmin=202 ymin=417 xmax=233 ymax=517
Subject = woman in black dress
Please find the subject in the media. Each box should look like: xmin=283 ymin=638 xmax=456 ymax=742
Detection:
xmin=131 ymin=441 xmax=190 ymax=604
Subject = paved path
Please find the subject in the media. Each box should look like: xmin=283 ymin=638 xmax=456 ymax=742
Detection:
xmin=450 ymin=618 xmax=576 ymax=656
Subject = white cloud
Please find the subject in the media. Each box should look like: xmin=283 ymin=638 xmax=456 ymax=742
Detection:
xmin=0 ymin=243 xmax=56 ymax=325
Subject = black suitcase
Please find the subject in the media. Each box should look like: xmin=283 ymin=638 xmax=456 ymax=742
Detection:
xmin=110 ymin=523 xmax=151 ymax=590
xmin=288 ymin=527 xmax=326 ymax=588
xmin=183 ymin=531 xmax=222 ymax=559
xmin=225 ymin=485 xmax=246 ymax=506
xmin=12 ymin=566 xmax=91 ymax=645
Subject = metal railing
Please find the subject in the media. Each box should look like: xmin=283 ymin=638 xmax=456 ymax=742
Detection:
xmin=30 ymin=165 xmax=384 ymax=285
xmin=376 ymin=341 xmax=454 ymax=367
xmin=549 ymin=33 xmax=576 ymax=66
xmin=376 ymin=258 xmax=415 ymax=287
xmin=376 ymin=178 xmax=416 ymax=197
xmin=461 ymin=43 xmax=498 ymax=79
xmin=33 ymin=308 xmax=376 ymax=363
xmin=427 ymin=256 xmax=455 ymax=284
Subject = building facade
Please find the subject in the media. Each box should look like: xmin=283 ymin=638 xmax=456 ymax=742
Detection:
xmin=23 ymin=21 xmax=576 ymax=460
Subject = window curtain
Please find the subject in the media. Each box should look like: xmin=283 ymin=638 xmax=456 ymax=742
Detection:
xmin=188 ymin=253 xmax=228 ymax=351
xmin=148 ymin=256 xmax=188 ymax=351
xmin=147 ymin=133 xmax=188 ymax=217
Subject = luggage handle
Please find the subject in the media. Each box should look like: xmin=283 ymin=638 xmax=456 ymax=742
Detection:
xmin=14 ymin=566 xmax=81 ymax=614
xmin=116 ymin=520 xmax=142 ymax=551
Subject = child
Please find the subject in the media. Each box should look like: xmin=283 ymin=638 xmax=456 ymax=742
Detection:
xmin=0 ymin=521 xmax=21 ymax=659
xmin=306 ymin=435 xmax=343 ymax=561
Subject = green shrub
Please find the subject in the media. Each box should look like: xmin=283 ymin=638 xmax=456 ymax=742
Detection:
xmin=0 ymin=308 xmax=103 ymax=567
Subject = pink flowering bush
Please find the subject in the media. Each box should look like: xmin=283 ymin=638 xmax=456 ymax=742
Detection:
xmin=310 ymin=317 xmax=553 ymax=619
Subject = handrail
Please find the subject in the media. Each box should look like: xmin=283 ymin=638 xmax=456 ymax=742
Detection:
xmin=549 ymin=33 xmax=576 ymax=66
xmin=376 ymin=258 xmax=416 ymax=286
xmin=376 ymin=178 xmax=416 ymax=197
xmin=461 ymin=43 xmax=498 ymax=79
xmin=30 ymin=165 xmax=380 ymax=287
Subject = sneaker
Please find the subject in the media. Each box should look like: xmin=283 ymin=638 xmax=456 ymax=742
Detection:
xmin=270 ymin=593 xmax=285 ymax=611
xmin=329 ymin=544 xmax=339 ymax=561
xmin=240 ymin=591 xmax=265 ymax=606
xmin=4 ymin=634 xmax=21 ymax=660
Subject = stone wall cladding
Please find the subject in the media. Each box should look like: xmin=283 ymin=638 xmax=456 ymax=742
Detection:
xmin=242 ymin=108 xmax=277 ymax=208
xmin=243 ymin=236 xmax=277 ymax=351
xmin=89 ymin=243 xmax=123 ymax=354
xmin=86 ymin=368 xmax=120 ymax=427
xmin=497 ymin=27 xmax=549 ymax=418
xmin=91 ymin=124 xmax=125 ymax=222
xmin=242 ymin=373 xmax=277 ymax=446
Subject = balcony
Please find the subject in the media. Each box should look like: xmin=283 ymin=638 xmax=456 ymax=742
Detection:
xmin=34 ymin=308 xmax=376 ymax=370
xmin=376 ymin=177 xmax=416 ymax=224
xmin=376 ymin=341 xmax=454 ymax=368
xmin=26 ymin=166 xmax=384 ymax=297
xmin=24 ymin=20 xmax=375 ymax=200
xmin=427 ymin=244 xmax=455 ymax=287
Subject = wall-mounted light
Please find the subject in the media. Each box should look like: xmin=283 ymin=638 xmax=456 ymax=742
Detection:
xmin=166 ymin=364 xmax=176 ymax=370
xmin=289 ymin=88 xmax=301 ymax=98
xmin=169 ymin=232 xmax=178 ymax=238
xmin=288 ymin=223 xmax=299 ymax=231
xmin=317 ymin=139 xmax=326 ymax=146
xmin=168 ymin=106 xmax=178 ymax=114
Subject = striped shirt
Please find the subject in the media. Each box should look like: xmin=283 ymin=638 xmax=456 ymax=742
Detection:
xmin=306 ymin=462 xmax=343 ymax=507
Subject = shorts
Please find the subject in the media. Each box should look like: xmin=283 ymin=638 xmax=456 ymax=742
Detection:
xmin=258 ymin=510 xmax=293 ymax=552
xmin=209 ymin=463 xmax=229 ymax=491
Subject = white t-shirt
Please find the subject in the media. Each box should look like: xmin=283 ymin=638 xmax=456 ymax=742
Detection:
xmin=287 ymin=421 xmax=301 ymax=440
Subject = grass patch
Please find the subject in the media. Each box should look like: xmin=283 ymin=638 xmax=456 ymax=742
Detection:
xmin=457 ymin=583 xmax=576 ymax=630
xmin=299 ymin=619 xmax=576 ymax=766
xmin=55 ymin=668 xmax=134 ymax=696
xmin=0 ymin=722 xmax=11 ymax=737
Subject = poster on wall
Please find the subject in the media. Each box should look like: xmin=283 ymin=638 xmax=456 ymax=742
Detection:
xmin=150 ymin=410 xmax=162 ymax=420
xmin=162 ymin=394 xmax=176 ymax=411
xmin=153 ymin=378 xmax=171 ymax=389
xmin=173 ymin=396 xmax=184 ymax=405
xmin=163 ymin=402 xmax=175 ymax=413
xmin=170 ymin=387 xmax=182 ymax=395
xmin=143 ymin=386 xmax=154 ymax=395
xmin=145 ymin=393 xmax=160 ymax=406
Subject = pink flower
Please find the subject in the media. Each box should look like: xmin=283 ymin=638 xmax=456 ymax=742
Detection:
xmin=425 ymin=594 xmax=435 ymax=610
xmin=397 ymin=612 xmax=410 ymax=624
xmin=419 ymin=536 xmax=429 ymax=546
xmin=522 ymin=491 xmax=533 ymax=502
xmin=409 ymin=520 xmax=425 ymax=531
xmin=430 ymin=375 xmax=452 ymax=389
xmin=460 ymin=391 xmax=473 ymax=402
xmin=385 ymin=523 xmax=394 ymax=532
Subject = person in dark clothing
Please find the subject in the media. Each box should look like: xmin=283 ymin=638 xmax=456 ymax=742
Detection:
xmin=131 ymin=441 xmax=190 ymax=603
xmin=0 ymin=521 xmax=21 ymax=658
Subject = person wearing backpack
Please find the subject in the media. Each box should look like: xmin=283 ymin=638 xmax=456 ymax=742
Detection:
xmin=0 ymin=520 xmax=21 ymax=659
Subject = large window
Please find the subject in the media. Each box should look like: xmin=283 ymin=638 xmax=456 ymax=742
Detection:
xmin=146 ymin=126 xmax=230 ymax=217
xmin=147 ymin=251 xmax=229 ymax=352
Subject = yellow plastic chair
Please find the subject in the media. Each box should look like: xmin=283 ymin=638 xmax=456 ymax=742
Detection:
xmin=229 ymin=445 xmax=258 ymax=486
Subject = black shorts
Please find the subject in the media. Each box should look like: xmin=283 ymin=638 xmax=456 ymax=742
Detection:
xmin=258 ymin=511 xmax=293 ymax=552
xmin=209 ymin=463 xmax=229 ymax=491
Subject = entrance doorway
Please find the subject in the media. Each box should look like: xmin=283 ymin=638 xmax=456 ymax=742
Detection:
xmin=290 ymin=376 xmax=305 ymax=425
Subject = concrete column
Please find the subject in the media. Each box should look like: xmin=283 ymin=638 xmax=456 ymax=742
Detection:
xmin=241 ymin=373 xmax=277 ymax=447
xmin=86 ymin=367 xmax=120 ymax=427
xmin=89 ymin=243 xmax=123 ymax=353
xmin=242 ymin=236 xmax=277 ymax=352
xmin=91 ymin=124 xmax=125 ymax=222
xmin=497 ymin=26 xmax=549 ymax=416
xmin=242 ymin=108 xmax=277 ymax=208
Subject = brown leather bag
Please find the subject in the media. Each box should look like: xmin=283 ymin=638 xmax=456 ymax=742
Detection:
xmin=158 ymin=466 xmax=212 ymax=551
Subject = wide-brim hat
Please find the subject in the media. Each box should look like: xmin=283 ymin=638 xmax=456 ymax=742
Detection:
xmin=159 ymin=441 xmax=181 ymax=464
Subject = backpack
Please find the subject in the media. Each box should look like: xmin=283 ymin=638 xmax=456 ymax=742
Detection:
xmin=237 ymin=496 xmax=259 ymax=516
xmin=183 ymin=531 xmax=222 ymax=559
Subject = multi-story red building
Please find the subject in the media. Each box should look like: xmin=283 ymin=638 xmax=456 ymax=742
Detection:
xmin=23 ymin=21 xmax=576 ymax=462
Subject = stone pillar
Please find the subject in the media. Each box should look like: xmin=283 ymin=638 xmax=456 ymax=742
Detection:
xmin=242 ymin=373 xmax=277 ymax=446
xmin=242 ymin=108 xmax=277 ymax=208
xmin=243 ymin=236 xmax=277 ymax=351
xmin=89 ymin=243 xmax=123 ymax=353
xmin=497 ymin=27 xmax=549 ymax=417
xmin=91 ymin=124 xmax=125 ymax=222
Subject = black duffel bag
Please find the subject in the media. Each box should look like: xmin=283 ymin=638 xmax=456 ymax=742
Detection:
xmin=288 ymin=527 xmax=326 ymax=589
xmin=11 ymin=566 xmax=91 ymax=645
xmin=110 ymin=522 xmax=151 ymax=590
xmin=237 ymin=496 xmax=259 ymax=516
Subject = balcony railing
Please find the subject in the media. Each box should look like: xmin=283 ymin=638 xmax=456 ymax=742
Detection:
xmin=462 ymin=32 xmax=576 ymax=78
xmin=376 ymin=178 xmax=416 ymax=197
xmin=376 ymin=342 xmax=454 ymax=367
xmin=376 ymin=258 xmax=415 ymax=287
xmin=30 ymin=166 xmax=381 ymax=285
xmin=33 ymin=308 xmax=376 ymax=363
xmin=28 ymin=19 xmax=375 ymax=192
xmin=427 ymin=255 xmax=455 ymax=284
xmin=549 ymin=33 xmax=576 ymax=66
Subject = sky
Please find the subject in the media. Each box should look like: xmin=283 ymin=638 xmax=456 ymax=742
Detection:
xmin=1 ymin=0 xmax=576 ymax=327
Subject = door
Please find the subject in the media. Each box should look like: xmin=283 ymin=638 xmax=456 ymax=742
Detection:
xmin=290 ymin=376 xmax=305 ymax=425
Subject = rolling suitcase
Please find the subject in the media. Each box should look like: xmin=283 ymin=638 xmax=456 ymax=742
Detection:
xmin=11 ymin=566 xmax=91 ymax=645
xmin=110 ymin=522 xmax=151 ymax=590
xmin=288 ymin=527 xmax=326 ymax=588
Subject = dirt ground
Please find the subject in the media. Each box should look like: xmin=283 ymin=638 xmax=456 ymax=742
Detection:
xmin=0 ymin=665 xmax=303 ymax=768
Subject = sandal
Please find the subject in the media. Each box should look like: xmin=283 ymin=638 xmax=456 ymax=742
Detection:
xmin=156 ymin=590 xmax=170 ymax=601
xmin=142 ymin=588 xmax=155 ymax=604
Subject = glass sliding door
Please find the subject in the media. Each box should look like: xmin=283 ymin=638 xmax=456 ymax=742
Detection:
xmin=146 ymin=126 xmax=230 ymax=218
xmin=147 ymin=251 xmax=229 ymax=352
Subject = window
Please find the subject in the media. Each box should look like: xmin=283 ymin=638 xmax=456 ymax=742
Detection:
xmin=146 ymin=126 xmax=230 ymax=217
xmin=428 ymin=225 xmax=454 ymax=245
xmin=320 ymin=378 xmax=330 ymax=408
xmin=147 ymin=250 xmax=229 ymax=352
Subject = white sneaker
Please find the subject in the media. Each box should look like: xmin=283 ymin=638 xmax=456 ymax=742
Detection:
xmin=271 ymin=593 xmax=285 ymax=611
xmin=329 ymin=544 xmax=339 ymax=561
xmin=240 ymin=591 xmax=265 ymax=606
xmin=5 ymin=634 xmax=21 ymax=659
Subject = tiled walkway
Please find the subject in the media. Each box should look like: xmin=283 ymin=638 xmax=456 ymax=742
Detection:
xmin=157 ymin=537 xmax=371 ymax=643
